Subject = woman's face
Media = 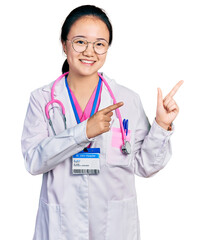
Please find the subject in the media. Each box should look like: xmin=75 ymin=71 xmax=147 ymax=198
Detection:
xmin=63 ymin=16 xmax=110 ymax=78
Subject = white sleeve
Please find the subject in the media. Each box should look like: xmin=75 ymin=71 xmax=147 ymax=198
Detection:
xmin=133 ymin=95 xmax=174 ymax=177
xmin=21 ymin=92 xmax=94 ymax=175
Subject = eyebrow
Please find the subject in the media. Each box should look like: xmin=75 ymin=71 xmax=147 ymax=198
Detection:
xmin=72 ymin=35 xmax=108 ymax=41
xmin=72 ymin=35 xmax=86 ymax=39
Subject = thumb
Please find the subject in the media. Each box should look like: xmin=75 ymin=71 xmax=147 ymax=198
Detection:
xmin=157 ymin=88 xmax=163 ymax=107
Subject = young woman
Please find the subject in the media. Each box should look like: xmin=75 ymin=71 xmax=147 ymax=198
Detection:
xmin=21 ymin=5 xmax=183 ymax=240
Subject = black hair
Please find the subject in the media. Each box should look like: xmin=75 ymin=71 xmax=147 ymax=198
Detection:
xmin=61 ymin=5 xmax=113 ymax=73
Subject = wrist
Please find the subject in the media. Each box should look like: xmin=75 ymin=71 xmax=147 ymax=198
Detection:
xmin=155 ymin=118 xmax=172 ymax=131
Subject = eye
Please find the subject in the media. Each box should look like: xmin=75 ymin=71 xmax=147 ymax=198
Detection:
xmin=77 ymin=40 xmax=85 ymax=45
xmin=74 ymin=39 xmax=86 ymax=45
xmin=96 ymin=42 xmax=105 ymax=47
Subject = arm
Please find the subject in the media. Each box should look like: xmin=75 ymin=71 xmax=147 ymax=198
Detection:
xmin=133 ymin=95 xmax=174 ymax=177
xmin=21 ymin=92 xmax=94 ymax=176
xmin=133 ymin=80 xmax=183 ymax=177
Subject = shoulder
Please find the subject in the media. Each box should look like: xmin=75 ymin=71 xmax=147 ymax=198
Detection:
xmin=101 ymin=73 xmax=146 ymax=123
xmin=31 ymin=81 xmax=53 ymax=96
xmin=30 ymin=73 xmax=67 ymax=100
xmin=30 ymin=80 xmax=55 ymax=104
xmin=101 ymin=72 xmax=141 ymax=102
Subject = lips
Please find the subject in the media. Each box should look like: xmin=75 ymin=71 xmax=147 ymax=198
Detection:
xmin=80 ymin=59 xmax=96 ymax=65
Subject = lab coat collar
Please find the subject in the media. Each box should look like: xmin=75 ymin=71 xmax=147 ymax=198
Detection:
xmin=42 ymin=77 xmax=65 ymax=97
xmin=41 ymin=72 xmax=116 ymax=99
xmin=42 ymin=72 xmax=116 ymax=128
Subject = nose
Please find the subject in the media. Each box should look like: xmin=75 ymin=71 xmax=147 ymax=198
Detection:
xmin=83 ymin=42 xmax=95 ymax=56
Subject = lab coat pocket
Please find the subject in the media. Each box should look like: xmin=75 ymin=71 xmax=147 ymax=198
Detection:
xmin=106 ymin=127 xmax=132 ymax=166
xmin=105 ymin=196 xmax=139 ymax=240
xmin=34 ymin=199 xmax=61 ymax=240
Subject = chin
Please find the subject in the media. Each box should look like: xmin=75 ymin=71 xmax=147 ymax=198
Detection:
xmin=78 ymin=66 xmax=101 ymax=77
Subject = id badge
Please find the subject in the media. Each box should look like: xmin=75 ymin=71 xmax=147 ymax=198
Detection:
xmin=72 ymin=148 xmax=100 ymax=175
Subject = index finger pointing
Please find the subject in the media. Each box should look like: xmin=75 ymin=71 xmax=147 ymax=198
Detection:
xmin=167 ymin=80 xmax=184 ymax=98
xmin=101 ymin=102 xmax=124 ymax=115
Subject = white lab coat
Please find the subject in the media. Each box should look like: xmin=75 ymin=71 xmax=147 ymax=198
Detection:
xmin=21 ymin=73 xmax=174 ymax=240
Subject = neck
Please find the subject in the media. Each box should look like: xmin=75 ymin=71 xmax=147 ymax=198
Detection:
xmin=67 ymin=71 xmax=99 ymax=93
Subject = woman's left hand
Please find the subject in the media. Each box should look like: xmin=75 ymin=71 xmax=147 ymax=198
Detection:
xmin=156 ymin=80 xmax=184 ymax=130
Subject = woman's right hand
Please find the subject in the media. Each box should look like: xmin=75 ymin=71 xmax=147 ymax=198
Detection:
xmin=86 ymin=102 xmax=124 ymax=139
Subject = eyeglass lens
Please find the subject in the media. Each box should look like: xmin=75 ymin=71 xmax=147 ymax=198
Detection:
xmin=72 ymin=38 xmax=108 ymax=54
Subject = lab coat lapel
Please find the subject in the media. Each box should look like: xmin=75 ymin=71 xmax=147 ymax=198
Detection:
xmin=52 ymin=77 xmax=77 ymax=128
xmin=56 ymin=74 xmax=116 ymax=126
xmin=98 ymin=74 xmax=116 ymax=112
xmin=98 ymin=74 xmax=120 ymax=130
xmin=42 ymin=73 xmax=117 ymax=129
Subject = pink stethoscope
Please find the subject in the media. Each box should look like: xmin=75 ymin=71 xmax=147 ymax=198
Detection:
xmin=45 ymin=72 xmax=131 ymax=155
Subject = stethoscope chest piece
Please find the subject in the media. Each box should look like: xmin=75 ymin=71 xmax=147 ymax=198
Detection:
xmin=121 ymin=140 xmax=131 ymax=155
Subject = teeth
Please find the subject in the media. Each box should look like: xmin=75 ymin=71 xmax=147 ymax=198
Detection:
xmin=80 ymin=60 xmax=95 ymax=64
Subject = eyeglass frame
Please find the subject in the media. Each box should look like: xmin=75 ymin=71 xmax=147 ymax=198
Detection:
xmin=66 ymin=37 xmax=109 ymax=55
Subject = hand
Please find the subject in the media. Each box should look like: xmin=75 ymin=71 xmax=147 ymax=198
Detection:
xmin=156 ymin=80 xmax=184 ymax=130
xmin=86 ymin=102 xmax=124 ymax=139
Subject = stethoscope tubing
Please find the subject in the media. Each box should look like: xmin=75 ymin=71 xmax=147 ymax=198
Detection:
xmin=98 ymin=73 xmax=126 ymax=142
xmin=45 ymin=72 xmax=68 ymax=120
xmin=45 ymin=72 xmax=127 ymax=144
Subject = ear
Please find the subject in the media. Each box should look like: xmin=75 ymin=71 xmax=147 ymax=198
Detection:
xmin=62 ymin=41 xmax=67 ymax=54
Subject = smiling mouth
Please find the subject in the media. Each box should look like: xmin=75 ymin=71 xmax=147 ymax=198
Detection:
xmin=80 ymin=59 xmax=96 ymax=65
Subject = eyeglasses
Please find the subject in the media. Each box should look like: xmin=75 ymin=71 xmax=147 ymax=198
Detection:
xmin=66 ymin=37 xmax=109 ymax=55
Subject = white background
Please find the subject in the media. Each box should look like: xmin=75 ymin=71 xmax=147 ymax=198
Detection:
xmin=0 ymin=0 xmax=203 ymax=239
